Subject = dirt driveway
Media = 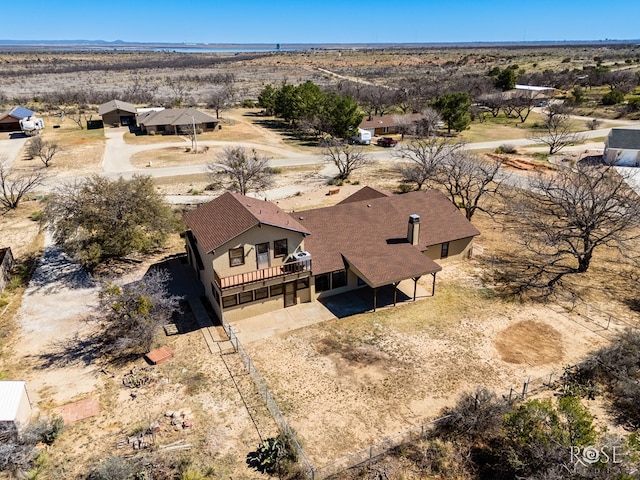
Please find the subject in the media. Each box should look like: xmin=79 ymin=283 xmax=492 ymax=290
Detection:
xmin=12 ymin=232 xmax=101 ymax=408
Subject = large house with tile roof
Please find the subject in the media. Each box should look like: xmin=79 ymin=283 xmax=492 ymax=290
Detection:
xmin=184 ymin=187 xmax=479 ymax=322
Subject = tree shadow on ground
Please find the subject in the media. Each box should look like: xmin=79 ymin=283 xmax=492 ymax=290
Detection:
xmin=26 ymin=247 xmax=96 ymax=293
xmin=253 ymin=118 xmax=321 ymax=147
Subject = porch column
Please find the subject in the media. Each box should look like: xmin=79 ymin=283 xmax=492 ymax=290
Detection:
xmin=393 ymin=282 xmax=399 ymax=306
xmin=373 ymin=287 xmax=377 ymax=312
xmin=412 ymin=276 xmax=422 ymax=301
xmin=431 ymin=272 xmax=437 ymax=296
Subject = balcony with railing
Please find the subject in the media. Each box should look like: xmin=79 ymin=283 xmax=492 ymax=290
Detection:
xmin=214 ymin=258 xmax=312 ymax=290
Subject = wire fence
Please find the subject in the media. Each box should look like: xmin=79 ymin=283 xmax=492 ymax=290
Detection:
xmin=222 ymin=322 xmax=315 ymax=477
xmin=218 ymin=296 xmax=633 ymax=480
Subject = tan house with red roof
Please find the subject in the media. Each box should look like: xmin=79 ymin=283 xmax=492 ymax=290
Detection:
xmin=184 ymin=187 xmax=479 ymax=323
xmin=359 ymin=113 xmax=423 ymax=136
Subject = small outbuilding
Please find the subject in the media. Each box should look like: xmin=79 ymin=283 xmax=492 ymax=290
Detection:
xmin=0 ymin=381 xmax=32 ymax=437
xmin=604 ymin=126 xmax=640 ymax=167
xmin=0 ymin=106 xmax=35 ymax=132
xmin=98 ymin=100 xmax=138 ymax=127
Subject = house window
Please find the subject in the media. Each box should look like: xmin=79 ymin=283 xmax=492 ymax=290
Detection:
xmin=270 ymin=284 xmax=284 ymax=297
xmin=331 ymin=270 xmax=347 ymax=289
xmin=441 ymin=242 xmax=450 ymax=259
xmin=255 ymin=287 xmax=269 ymax=300
xmin=315 ymin=273 xmax=330 ymax=292
xmin=297 ymin=278 xmax=309 ymax=290
xmin=222 ymin=294 xmax=238 ymax=308
xmin=229 ymin=247 xmax=245 ymax=267
xmin=383 ymin=126 xmax=390 ymax=133
xmin=274 ymin=239 xmax=288 ymax=257
xmin=238 ymin=291 xmax=254 ymax=305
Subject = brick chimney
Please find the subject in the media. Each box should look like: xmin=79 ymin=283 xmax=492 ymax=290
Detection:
xmin=407 ymin=214 xmax=420 ymax=246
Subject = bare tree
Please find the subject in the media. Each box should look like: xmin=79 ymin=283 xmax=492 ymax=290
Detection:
xmin=322 ymin=139 xmax=371 ymax=181
xmin=531 ymin=105 xmax=584 ymax=154
xmin=512 ymin=165 xmax=640 ymax=288
xmin=437 ymin=151 xmax=503 ymax=221
xmin=207 ymin=146 xmax=274 ymax=195
xmin=97 ymin=269 xmax=180 ymax=354
xmin=413 ymin=107 xmax=442 ymax=137
xmin=394 ymin=137 xmax=463 ymax=190
xmin=0 ymin=157 xmax=48 ymax=210
xmin=26 ymin=136 xmax=60 ymax=167
xmin=392 ymin=114 xmax=415 ymax=140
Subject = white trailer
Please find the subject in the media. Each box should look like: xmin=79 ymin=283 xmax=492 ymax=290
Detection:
xmin=350 ymin=128 xmax=372 ymax=145
xmin=19 ymin=116 xmax=44 ymax=136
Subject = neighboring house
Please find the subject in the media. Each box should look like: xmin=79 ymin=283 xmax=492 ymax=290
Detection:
xmin=98 ymin=100 xmax=138 ymax=126
xmin=184 ymin=187 xmax=480 ymax=323
xmin=137 ymin=108 xmax=220 ymax=135
xmin=604 ymin=126 xmax=640 ymax=167
xmin=360 ymin=113 xmax=423 ymax=136
xmin=0 ymin=106 xmax=35 ymax=132
xmin=0 ymin=247 xmax=14 ymax=292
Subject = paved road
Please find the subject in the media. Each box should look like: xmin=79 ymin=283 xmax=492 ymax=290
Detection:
xmin=6 ymin=118 xmax=640 ymax=202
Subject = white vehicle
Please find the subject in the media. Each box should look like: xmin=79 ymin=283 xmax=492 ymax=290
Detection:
xmin=350 ymin=128 xmax=372 ymax=145
xmin=19 ymin=116 xmax=45 ymax=136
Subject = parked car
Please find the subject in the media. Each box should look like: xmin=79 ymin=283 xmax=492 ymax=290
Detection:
xmin=376 ymin=137 xmax=397 ymax=147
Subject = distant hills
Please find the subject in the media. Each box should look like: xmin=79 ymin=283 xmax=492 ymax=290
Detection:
xmin=0 ymin=39 xmax=638 ymax=52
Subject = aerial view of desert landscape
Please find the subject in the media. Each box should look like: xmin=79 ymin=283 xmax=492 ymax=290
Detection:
xmin=1 ymin=1 xmax=640 ymax=479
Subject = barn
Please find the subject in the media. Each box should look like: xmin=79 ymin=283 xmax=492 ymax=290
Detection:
xmin=98 ymin=100 xmax=138 ymax=127
xmin=0 ymin=106 xmax=35 ymax=132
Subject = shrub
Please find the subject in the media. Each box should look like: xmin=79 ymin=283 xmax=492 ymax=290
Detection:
xmin=495 ymin=144 xmax=518 ymax=154
xmin=586 ymin=118 xmax=602 ymax=130
xmin=398 ymin=183 xmax=414 ymax=193
xmin=602 ymin=89 xmax=625 ymax=105
xmin=242 ymin=99 xmax=256 ymax=108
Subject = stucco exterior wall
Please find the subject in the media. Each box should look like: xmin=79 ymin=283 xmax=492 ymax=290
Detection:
xmin=212 ymin=225 xmax=306 ymax=279
xmin=604 ymin=147 xmax=640 ymax=167
xmin=423 ymin=237 xmax=474 ymax=262
xmin=186 ymin=224 xmax=308 ymax=323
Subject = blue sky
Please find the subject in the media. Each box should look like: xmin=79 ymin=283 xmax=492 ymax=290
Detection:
xmin=3 ymin=0 xmax=638 ymax=44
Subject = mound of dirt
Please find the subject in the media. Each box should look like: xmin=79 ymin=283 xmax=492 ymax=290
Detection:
xmin=494 ymin=320 xmax=563 ymax=365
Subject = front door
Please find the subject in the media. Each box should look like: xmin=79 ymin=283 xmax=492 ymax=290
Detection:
xmin=256 ymin=243 xmax=269 ymax=269
xmin=284 ymin=281 xmax=297 ymax=307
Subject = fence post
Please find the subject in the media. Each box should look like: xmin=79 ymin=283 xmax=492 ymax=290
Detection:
xmin=547 ymin=372 xmax=553 ymax=386
xmin=370 ymin=445 xmax=373 ymax=461
xmin=607 ymin=315 xmax=611 ymax=330
xmin=522 ymin=377 xmax=530 ymax=399
xmin=509 ymin=387 xmax=513 ymax=402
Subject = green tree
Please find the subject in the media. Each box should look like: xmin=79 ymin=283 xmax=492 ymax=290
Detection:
xmin=296 ymin=80 xmax=325 ymax=120
xmin=257 ymin=84 xmax=277 ymax=115
xmin=46 ymin=175 xmax=175 ymax=269
xmin=494 ymin=65 xmax=518 ymax=91
xmin=321 ymin=92 xmax=363 ymax=138
xmin=274 ymin=83 xmax=300 ymax=124
xmin=433 ymin=92 xmax=471 ymax=134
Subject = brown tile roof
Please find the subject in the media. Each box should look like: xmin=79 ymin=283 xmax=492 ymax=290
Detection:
xmin=296 ymin=188 xmax=479 ymax=286
xmin=337 ymin=186 xmax=389 ymax=205
xmin=137 ymin=107 xmax=218 ymax=127
xmin=359 ymin=113 xmax=423 ymax=130
xmin=98 ymin=99 xmax=137 ymax=116
xmin=184 ymin=192 xmax=310 ymax=253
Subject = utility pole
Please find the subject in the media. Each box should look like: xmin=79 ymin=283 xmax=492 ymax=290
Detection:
xmin=191 ymin=115 xmax=198 ymax=154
